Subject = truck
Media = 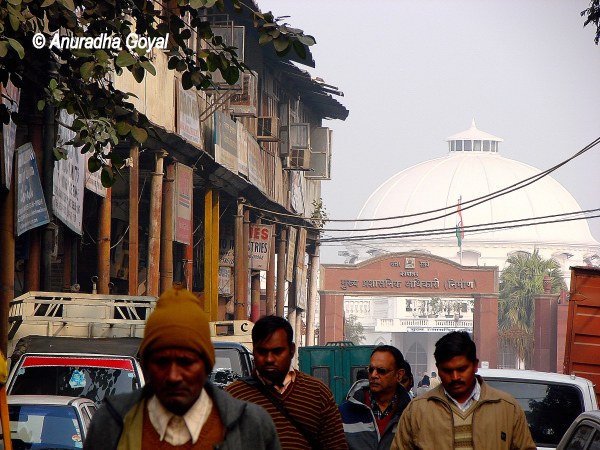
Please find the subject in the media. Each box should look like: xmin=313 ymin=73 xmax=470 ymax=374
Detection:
xmin=563 ymin=266 xmax=600 ymax=405
xmin=298 ymin=342 xmax=376 ymax=405
xmin=6 ymin=291 xmax=254 ymax=403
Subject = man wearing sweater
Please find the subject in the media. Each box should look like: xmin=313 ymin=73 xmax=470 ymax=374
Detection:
xmin=226 ymin=315 xmax=348 ymax=450
xmin=84 ymin=285 xmax=280 ymax=450
xmin=391 ymin=331 xmax=536 ymax=450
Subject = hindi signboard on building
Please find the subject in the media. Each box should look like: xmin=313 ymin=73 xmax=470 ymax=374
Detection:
xmin=2 ymin=81 xmax=21 ymax=189
xmin=286 ymin=226 xmax=297 ymax=282
xmin=53 ymin=110 xmax=85 ymax=235
xmin=16 ymin=143 xmax=50 ymax=236
xmin=249 ymin=224 xmax=274 ymax=271
xmin=174 ymin=162 xmax=193 ymax=245
xmin=214 ymin=111 xmax=238 ymax=173
xmin=177 ymin=82 xmax=202 ymax=146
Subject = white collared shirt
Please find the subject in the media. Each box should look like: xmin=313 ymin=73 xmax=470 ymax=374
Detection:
xmin=147 ymin=389 xmax=213 ymax=445
xmin=256 ymin=364 xmax=296 ymax=394
xmin=444 ymin=378 xmax=481 ymax=412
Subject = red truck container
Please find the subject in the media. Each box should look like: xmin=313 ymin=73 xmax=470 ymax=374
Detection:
xmin=564 ymin=266 xmax=600 ymax=404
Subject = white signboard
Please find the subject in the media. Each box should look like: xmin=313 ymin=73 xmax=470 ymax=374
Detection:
xmin=16 ymin=143 xmax=50 ymax=236
xmin=214 ymin=111 xmax=238 ymax=173
xmin=249 ymin=224 xmax=274 ymax=271
xmin=174 ymin=163 xmax=193 ymax=245
xmin=84 ymin=148 xmax=108 ymax=198
xmin=237 ymin=122 xmax=249 ymax=177
xmin=53 ymin=110 xmax=85 ymax=234
xmin=177 ymin=82 xmax=202 ymax=146
xmin=285 ymin=226 xmax=297 ymax=282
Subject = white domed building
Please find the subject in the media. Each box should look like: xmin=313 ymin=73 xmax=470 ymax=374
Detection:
xmin=338 ymin=121 xmax=600 ymax=369
xmin=346 ymin=120 xmax=600 ymax=275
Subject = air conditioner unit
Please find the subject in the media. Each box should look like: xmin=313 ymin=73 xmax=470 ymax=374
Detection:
xmin=257 ymin=117 xmax=279 ymax=141
xmin=284 ymin=148 xmax=311 ymax=170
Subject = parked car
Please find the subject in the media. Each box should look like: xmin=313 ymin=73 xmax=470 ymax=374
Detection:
xmin=209 ymin=342 xmax=254 ymax=388
xmin=478 ymin=368 xmax=598 ymax=450
xmin=0 ymin=395 xmax=97 ymax=450
xmin=557 ymin=410 xmax=600 ymax=449
xmin=7 ymin=352 xmax=144 ymax=404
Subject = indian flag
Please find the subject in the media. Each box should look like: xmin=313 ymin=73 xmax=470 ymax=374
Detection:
xmin=456 ymin=197 xmax=464 ymax=247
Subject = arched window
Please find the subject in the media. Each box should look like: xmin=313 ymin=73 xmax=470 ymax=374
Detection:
xmin=406 ymin=341 xmax=428 ymax=378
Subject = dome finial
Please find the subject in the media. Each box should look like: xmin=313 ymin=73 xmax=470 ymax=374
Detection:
xmin=470 ymin=118 xmax=477 ymax=129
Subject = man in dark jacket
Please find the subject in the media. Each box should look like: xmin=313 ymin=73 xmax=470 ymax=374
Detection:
xmin=84 ymin=285 xmax=280 ymax=450
xmin=339 ymin=345 xmax=411 ymax=450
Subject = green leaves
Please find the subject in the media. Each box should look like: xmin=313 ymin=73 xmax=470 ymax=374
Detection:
xmin=0 ymin=0 xmax=319 ymax=186
xmin=130 ymin=126 xmax=147 ymax=144
xmin=116 ymin=51 xmax=136 ymax=68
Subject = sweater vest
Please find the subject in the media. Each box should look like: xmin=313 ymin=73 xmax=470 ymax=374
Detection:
xmin=450 ymin=401 xmax=478 ymax=450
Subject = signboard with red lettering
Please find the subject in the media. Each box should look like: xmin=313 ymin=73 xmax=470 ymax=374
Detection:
xmin=249 ymin=224 xmax=274 ymax=271
xmin=174 ymin=162 xmax=193 ymax=245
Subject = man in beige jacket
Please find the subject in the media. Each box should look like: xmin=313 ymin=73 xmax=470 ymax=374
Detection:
xmin=391 ymin=331 xmax=535 ymax=450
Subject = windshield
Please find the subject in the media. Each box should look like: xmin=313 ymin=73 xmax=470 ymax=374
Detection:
xmin=209 ymin=348 xmax=248 ymax=388
xmin=486 ymin=379 xmax=584 ymax=447
xmin=10 ymin=365 xmax=140 ymax=404
xmin=0 ymin=404 xmax=83 ymax=450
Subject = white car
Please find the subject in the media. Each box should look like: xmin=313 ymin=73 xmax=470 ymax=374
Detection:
xmin=556 ymin=410 xmax=600 ymax=449
xmin=0 ymin=395 xmax=97 ymax=449
xmin=478 ymin=368 xmax=598 ymax=450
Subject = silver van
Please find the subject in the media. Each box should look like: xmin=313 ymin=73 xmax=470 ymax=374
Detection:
xmin=478 ymin=368 xmax=597 ymax=450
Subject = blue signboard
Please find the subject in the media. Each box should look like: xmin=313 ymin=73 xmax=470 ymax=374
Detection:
xmin=16 ymin=143 xmax=50 ymax=236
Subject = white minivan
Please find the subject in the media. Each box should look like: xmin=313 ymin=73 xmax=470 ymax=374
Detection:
xmin=478 ymin=368 xmax=598 ymax=450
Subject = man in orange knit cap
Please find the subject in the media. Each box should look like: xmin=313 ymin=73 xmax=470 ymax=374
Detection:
xmin=85 ymin=284 xmax=281 ymax=449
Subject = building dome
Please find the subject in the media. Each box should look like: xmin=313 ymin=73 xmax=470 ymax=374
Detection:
xmin=349 ymin=121 xmax=599 ymax=270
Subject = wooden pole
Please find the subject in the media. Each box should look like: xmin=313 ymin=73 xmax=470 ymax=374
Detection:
xmin=97 ymin=185 xmax=112 ymax=294
xmin=160 ymin=163 xmax=175 ymax=292
xmin=234 ymin=201 xmax=246 ymax=319
xmin=0 ymin=183 xmax=15 ymax=355
xmin=147 ymin=151 xmax=166 ymax=296
xmin=306 ymin=245 xmax=319 ymax=346
xmin=203 ymin=189 xmax=219 ymax=320
xmin=266 ymin=229 xmax=276 ymax=316
xmin=276 ymin=228 xmax=287 ymax=317
xmin=128 ymin=143 xmax=139 ymax=295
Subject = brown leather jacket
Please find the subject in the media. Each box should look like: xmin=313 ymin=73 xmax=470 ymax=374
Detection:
xmin=391 ymin=376 xmax=536 ymax=450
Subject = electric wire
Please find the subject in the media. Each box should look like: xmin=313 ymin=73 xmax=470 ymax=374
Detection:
xmin=245 ymin=135 xmax=600 ymax=228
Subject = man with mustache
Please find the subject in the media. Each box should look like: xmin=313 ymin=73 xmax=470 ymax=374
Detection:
xmin=226 ymin=315 xmax=348 ymax=449
xmin=85 ymin=285 xmax=280 ymax=450
xmin=339 ymin=345 xmax=412 ymax=449
xmin=391 ymin=331 xmax=535 ymax=450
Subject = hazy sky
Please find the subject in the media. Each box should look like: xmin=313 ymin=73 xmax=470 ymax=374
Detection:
xmin=258 ymin=0 xmax=600 ymax=263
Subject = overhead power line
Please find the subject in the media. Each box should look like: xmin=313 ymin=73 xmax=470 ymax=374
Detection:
xmin=320 ymin=210 xmax=600 ymax=243
xmin=245 ymin=135 xmax=600 ymax=232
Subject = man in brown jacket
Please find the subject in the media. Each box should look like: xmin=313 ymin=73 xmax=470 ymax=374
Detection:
xmin=391 ymin=331 xmax=536 ymax=450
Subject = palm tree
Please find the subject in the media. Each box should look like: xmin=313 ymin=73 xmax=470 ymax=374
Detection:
xmin=498 ymin=250 xmax=566 ymax=368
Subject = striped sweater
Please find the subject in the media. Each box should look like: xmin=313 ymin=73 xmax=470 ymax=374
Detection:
xmin=226 ymin=371 xmax=348 ymax=450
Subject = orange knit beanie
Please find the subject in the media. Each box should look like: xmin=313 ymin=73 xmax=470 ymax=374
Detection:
xmin=140 ymin=284 xmax=215 ymax=372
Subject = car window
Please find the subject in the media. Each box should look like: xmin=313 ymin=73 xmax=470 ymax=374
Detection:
xmin=564 ymin=424 xmax=593 ymax=450
xmin=2 ymin=404 xmax=83 ymax=449
xmin=10 ymin=365 xmax=140 ymax=404
xmin=590 ymin=430 xmax=600 ymax=450
xmin=485 ymin=379 xmax=584 ymax=447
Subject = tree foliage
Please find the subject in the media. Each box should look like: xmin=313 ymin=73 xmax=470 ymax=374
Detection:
xmin=498 ymin=250 xmax=566 ymax=367
xmin=344 ymin=314 xmax=365 ymax=345
xmin=582 ymin=0 xmax=600 ymax=45
xmin=0 ymin=0 xmax=315 ymax=185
